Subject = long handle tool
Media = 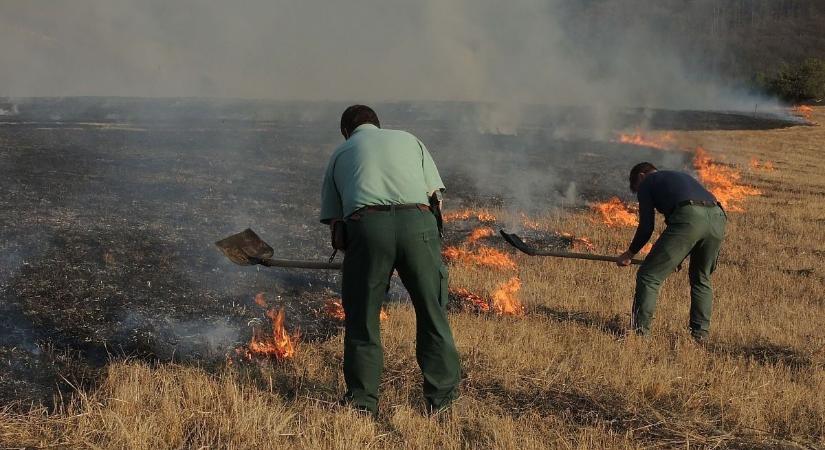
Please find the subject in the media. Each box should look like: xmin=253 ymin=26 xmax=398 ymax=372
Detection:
xmin=500 ymin=230 xmax=645 ymax=265
xmin=215 ymin=228 xmax=342 ymax=270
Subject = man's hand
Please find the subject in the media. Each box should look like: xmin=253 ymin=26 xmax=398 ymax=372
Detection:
xmin=616 ymin=250 xmax=635 ymax=267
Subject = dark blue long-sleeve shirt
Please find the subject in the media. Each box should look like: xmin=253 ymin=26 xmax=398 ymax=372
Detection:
xmin=629 ymin=170 xmax=717 ymax=253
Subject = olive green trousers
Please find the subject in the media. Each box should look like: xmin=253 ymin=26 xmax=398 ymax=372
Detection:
xmin=341 ymin=207 xmax=460 ymax=413
xmin=633 ymin=204 xmax=726 ymax=338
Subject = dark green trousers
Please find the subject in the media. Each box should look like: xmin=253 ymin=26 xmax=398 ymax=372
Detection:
xmin=633 ymin=204 xmax=726 ymax=338
xmin=341 ymin=207 xmax=460 ymax=413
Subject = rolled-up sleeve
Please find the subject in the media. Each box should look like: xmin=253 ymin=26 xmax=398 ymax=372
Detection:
xmin=419 ymin=140 xmax=445 ymax=194
xmin=319 ymin=156 xmax=343 ymax=224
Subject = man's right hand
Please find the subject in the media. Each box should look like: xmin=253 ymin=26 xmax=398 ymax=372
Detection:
xmin=616 ymin=250 xmax=634 ymax=267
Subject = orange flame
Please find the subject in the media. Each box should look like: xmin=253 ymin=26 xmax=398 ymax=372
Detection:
xmin=467 ymin=227 xmax=495 ymax=244
xmin=236 ymin=293 xmax=297 ymax=361
xmin=322 ymin=298 xmax=388 ymax=321
xmin=443 ymin=246 xmax=517 ymax=271
xmin=616 ymin=130 xmax=676 ymax=150
xmin=520 ymin=214 xmax=545 ymax=231
xmin=749 ymin=158 xmax=775 ymax=172
xmin=491 ymin=277 xmax=524 ymax=316
xmin=791 ymin=105 xmax=814 ymax=121
xmin=443 ymin=208 xmax=497 ymax=223
xmin=693 ymin=147 xmax=761 ymax=212
xmin=559 ymin=232 xmax=596 ymax=252
xmin=449 ymin=287 xmax=491 ymax=313
xmin=249 ymin=308 xmax=296 ymax=359
xmin=254 ymin=292 xmax=268 ymax=308
xmin=322 ymin=298 xmax=346 ymax=321
xmin=639 ymin=242 xmax=653 ymax=255
xmin=590 ymin=197 xmax=638 ymax=227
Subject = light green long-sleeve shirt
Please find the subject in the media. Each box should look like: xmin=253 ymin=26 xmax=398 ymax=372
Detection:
xmin=319 ymin=124 xmax=445 ymax=224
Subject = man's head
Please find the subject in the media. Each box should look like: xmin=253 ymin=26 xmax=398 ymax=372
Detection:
xmin=629 ymin=162 xmax=658 ymax=193
xmin=340 ymin=104 xmax=380 ymax=139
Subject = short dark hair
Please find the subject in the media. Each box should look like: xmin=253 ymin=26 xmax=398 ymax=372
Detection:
xmin=629 ymin=162 xmax=657 ymax=192
xmin=340 ymin=104 xmax=380 ymax=137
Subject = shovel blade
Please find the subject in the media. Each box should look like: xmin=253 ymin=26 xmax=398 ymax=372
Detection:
xmin=499 ymin=230 xmax=536 ymax=256
xmin=215 ymin=228 xmax=274 ymax=265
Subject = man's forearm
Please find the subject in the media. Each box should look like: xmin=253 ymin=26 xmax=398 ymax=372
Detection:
xmin=628 ymin=225 xmax=653 ymax=254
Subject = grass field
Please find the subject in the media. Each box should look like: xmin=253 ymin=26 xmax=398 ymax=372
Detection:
xmin=1 ymin=109 xmax=823 ymax=449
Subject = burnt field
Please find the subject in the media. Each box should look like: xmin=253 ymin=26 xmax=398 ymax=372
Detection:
xmin=0 ymin=97 xmax=799 ymax=407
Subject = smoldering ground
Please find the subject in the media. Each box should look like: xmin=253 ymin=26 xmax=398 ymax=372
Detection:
xmin=0 ymin=98 xmax=799 ymax=406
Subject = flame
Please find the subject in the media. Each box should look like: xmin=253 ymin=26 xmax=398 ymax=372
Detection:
xmin=559 ymin=232 xmax=596 ymax=252
xmin=443 ymin=208 xmax=497 ymax=223
xmin=616 ymin=130 xmax=676 ymax=150
xmin=749 ymin=158 xmax=775 ymax=172
xmin=467 ymin=227 xmax=495 ymax=244
xmin=449 ymin=287 xmax=491 ymax=313
xmin=322 ymin=298 xmax=388 ymax=321
xmin=443 ymin=246 xmax=517 ymax=271
xmin=791 ymin=105 xmax=814 ymax=121
xmin=444 ymin=215 xmax=524 ymax=317
xmin=520 ymin=214 xmax=545 ymax=231
xmin=322 ymin=298 xmax=346 ymax=321
xmin=449 ymin=282 xmax=523 ymax=316
xmin=491 ymin=277 xmax=524 ymax=316
xmin=590 ymin=197 xmax=638 ymax=227
xmin=572 ymin=237 xmax=595 ymax=252
xmin=693 ymin=147 xmax=761 ymax=211
xmin=236 ymin=293 xmax=297 ymax=361
xmin=639 ymin=242 xmax=653 ymax=255
xmin=254 ymin=292 xmax=268 ymax=308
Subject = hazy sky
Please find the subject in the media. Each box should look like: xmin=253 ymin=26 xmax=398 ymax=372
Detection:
xmin=0 ymin=0 xmax=764 ymax=109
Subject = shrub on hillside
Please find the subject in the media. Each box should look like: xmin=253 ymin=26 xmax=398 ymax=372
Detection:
xmin=760 ymin=58 xmax=825 ymax=102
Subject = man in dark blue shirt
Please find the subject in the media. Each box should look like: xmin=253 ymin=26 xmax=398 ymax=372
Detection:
xmin=616 ymin=162 xmax=726 ymax=341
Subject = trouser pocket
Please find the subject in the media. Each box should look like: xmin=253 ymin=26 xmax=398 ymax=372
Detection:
xmin=438 ymin=265 xmax=449 ymax=309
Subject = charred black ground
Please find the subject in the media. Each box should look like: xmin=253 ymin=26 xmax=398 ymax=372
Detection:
xmin=0 ymin=97 xmax=797 ymax=406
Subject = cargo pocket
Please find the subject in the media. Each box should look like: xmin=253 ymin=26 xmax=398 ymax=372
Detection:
xmin=423 ymin=229 xmax=443 ymax=264
xmin=438 ymin=265 xmax=449 ymax=309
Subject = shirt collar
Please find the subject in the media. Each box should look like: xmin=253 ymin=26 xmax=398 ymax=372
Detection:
xmin=351 ymin=123 xmax=378 ymax=135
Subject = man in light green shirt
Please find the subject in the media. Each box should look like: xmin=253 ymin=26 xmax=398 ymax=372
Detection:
xmin=319 ymin=121 xmax=444 ymax=223
xmin=320 ymin=105 xmax=460 ymax=415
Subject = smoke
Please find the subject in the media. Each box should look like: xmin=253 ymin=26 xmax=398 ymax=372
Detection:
xmin=118 ymin=311 xmax=241 ymax=360
xmin=0 ymin=104 xmax=18 ymax=116
xmin=0 ymin=0 xmax=775 ymax=111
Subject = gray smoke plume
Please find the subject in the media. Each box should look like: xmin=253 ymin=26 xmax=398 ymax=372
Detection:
xmin=0 ymin=0 xmax=777 ymax=111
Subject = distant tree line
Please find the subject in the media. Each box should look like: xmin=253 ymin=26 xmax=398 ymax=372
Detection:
xmin=755 ymin=58 xmax=825 ymax=102
xmin=562 ymin=0 xmax=825 ymax=102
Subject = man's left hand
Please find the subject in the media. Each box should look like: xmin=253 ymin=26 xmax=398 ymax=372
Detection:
xmin=616 ymin=250 xmax=634 ymax=267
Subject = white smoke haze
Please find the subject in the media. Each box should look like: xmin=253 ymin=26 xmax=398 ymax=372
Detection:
xmin=0 ymin=0 xmax=777 ymax=111
xmin=0 ymin=104 xmax=18 ymax=116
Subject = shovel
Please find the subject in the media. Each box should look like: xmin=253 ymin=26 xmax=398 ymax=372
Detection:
xmin=499 ymin=230 xmax=645 ymax=265
xmin=215 ymin=228 xmax=342 ymax=270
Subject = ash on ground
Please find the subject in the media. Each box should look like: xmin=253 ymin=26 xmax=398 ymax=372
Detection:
xmin=0 ymin=98 xmax=796 ymax=406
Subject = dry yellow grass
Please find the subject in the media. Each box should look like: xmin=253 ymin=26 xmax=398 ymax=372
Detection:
xmin=2 ymin=110 xmax=824 ymax=449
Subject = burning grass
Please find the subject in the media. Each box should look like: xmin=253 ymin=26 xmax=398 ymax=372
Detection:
xmin=442 ymin=208 xmax=497 ymax=223
xmin=448 ymin=287 xmax=492 ymax=313
xmin=590 ymin=197 xmax=639 ymax=227
xmin=0 ymin=108 xmax=823 ymax=448
xmin=233 ymin=293 xmax=297 ymax=362
xmin=749 ymin=157 xmax=776 ymax=172
xmin=442 ymin=245 xmax=517 ymax=271
xmin=693 ymin=146 xmax=761 ymax=211
xmin=615 ymin=130 xmax=676 ymax=150
xmin=792 ymin=105 xmax=814 ymax=122
xmin=321 ymin=298 xmax=388 ymax=322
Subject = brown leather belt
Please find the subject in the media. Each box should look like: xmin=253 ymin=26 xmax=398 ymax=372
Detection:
xmin=355 ymin=203 xmax=431 ymax=214
xmin=677 ymin=200 xmax=721 ymax=209
xmin=670 ymin=199 xmax=724 ymax=217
